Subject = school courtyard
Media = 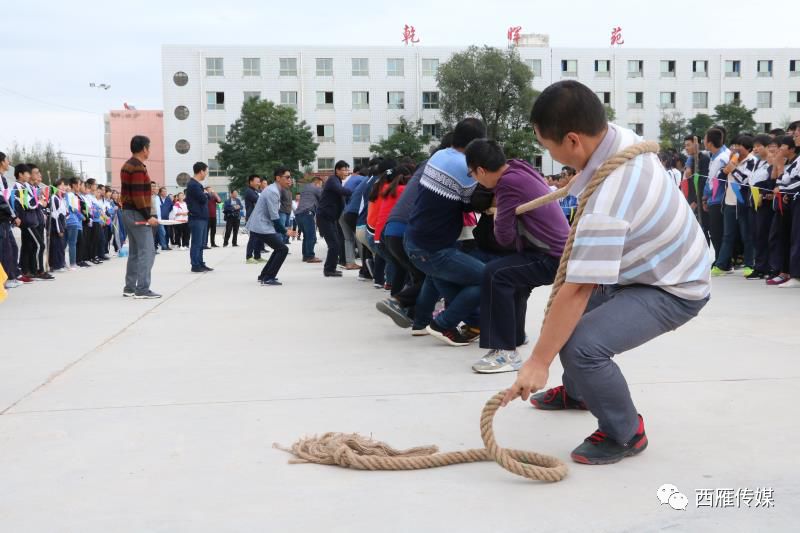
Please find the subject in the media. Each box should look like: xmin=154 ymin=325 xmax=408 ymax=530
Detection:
xmin=0 ymin=242 xmax=796 ymax=532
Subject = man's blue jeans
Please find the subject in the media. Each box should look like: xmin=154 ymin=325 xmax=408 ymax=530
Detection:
xmin=66 ymin=226 xmax=80 ymax=266
xmin=188 ymin=218 xmax=207 ymax=267
xmin=404 ymin=235 xmax=485 ymax=329
xmin=716 ymin=203 xmax=753 ymax=270
xmin=295 ymin=212 xmax=317 ymax=259
xmin=279 ymin=212 xmax=291 ymax=244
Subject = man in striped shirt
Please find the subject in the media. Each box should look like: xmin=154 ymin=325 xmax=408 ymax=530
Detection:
xmin=502 ymin=81 xmax=710 ymax=466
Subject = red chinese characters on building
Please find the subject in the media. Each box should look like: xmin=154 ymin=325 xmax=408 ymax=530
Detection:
xmin=507 ymin=26 xmax=522 ymax=45
xmin=611 ymin=26 xmax=624 ymax=46
xmin=402 ymin=25 xmax=420 ymax=45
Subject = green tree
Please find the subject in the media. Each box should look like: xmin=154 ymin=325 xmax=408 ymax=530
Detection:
xmin=217 ymin=98 xmax=318 ymax=191
xmin=8 ymin=141 xmax=77 ymax=183
xmin=502 ymin=128 xmax=540 ymax=162
xmin=712 ymin=101 xmax=757 ymax=141
xmin=687 ymin=113 xmax=715 ymax=139
xmin=604 ymin=105 xmax=616 ymax=122
xmin=659 ymin=112 xmax=689 ymax=150
xmin=437 ymin=45 xmax=538 ymax=140
xmin=369 ymin=118 xmax=431 ymax=161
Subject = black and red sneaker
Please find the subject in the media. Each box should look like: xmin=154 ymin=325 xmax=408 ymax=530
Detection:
xmin=570 ymin=414 xmax=648 ymax=465
xmin=530 ymin=385 xmax=588 ymax=410
xmin=426 ymin=320 xmax=471 ymax=347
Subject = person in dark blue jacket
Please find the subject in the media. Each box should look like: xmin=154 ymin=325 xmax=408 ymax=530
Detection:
xmin=316 ymin=160 xmax=353 ymax=276
xmin=186 ymin=162 xmax=212 ymax=273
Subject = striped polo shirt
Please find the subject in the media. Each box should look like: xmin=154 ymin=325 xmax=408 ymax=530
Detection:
xmin=565 ymin=124 xmax=711 ymax=301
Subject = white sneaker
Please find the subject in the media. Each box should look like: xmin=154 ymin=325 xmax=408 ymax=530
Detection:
xmin=778 ymin=278 xmax=800 ymax=288
xmin=4 ymin=279 xmax=21 ymax=289
xmin=68 ymin=266 xmax=78 ymax=271
xmin=471 ymin=349 xmax=522 ymax=374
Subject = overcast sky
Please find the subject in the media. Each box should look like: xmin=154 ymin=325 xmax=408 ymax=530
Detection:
xmin=2 ymin=0 xmax=795 ymax=178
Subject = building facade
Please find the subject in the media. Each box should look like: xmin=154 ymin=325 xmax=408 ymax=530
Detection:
xmin=162 ymin=43 xmax=800 ymax=189
xmin=104 ymin=109 xmax=165 ymax=189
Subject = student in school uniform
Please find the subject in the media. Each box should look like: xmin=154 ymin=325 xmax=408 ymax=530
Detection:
xmin=745 ymin=134 xmax=776 ymax=280
xmin=502 ymin=81 xmax=710 ymax=465
xmin=65 ymin=177 xmax=85 ymax=270
xmin=48 ymin=178 xmax=68 ymax=272
xmin=702 ymin=128 xmax=730 ymax=268
xmin=768 ymin=136 xmax=800 ymax=288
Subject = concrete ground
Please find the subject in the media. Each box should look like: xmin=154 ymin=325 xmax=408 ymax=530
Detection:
xmin=0 ymin=239 xmax=797 ymax=532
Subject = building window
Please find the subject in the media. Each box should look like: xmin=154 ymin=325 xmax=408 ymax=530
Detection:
xmin=316 ymin=124 xmax=334 ymax=142
xmin=352 ymin=58 xmax=369 ymax=76
xmin=724 ymin=92 xmax=741 ymax=105
xmin=173 ymin=71 xmax=188 ymax=86
xmin=725 ymin=60 xmax=741 ymax=77
xmin=353 ymin=157 xmax=371 ymax=169
xmin=243 ymin=57 xmax=260 ymax=76
xmin=387 ymin=123 xmax=401 ymax=137
xmin=757 ymin=91 xmax=772 ymax=109
xmin=422 ymin=91 xmax=440 ymax=109
xmin=206 ymin=91 xmax=225 ymax=110
xmin=791 ymin=60 xmax=800 ymax=76
xmin=206 ymin=57 xmax=223 ymax=76
xmin=628 ymin=123 xmax=644 ymax=136
xmin=423 ymin=123 xmax=442 ymax=139
xmin=660 ymin=60 xmax=676 ymax=77
xmin=526 ymin=59 xmax=543 ymax=78
xmin=316 ymin=58 xmax=333 ymax=76
xmin=756 ymin=122 xmax=773 ymax=133
xmin=174 ymin=105 xmax=190 ymax=120
xmin=243 ymin=91 xmax=261 ymax=101
xmin=208 ymin=125 xmax=225 ymax=144
xmin=175 ymin=140 xmax=190 ymax=154
xmin=757 ymin=60 xmax=773 ymax=77
xmin=353 ymin=124 xmax=371 ymax=143
xmin=596 ymin=91 xmax=611 ymax=105
xmin=318 ymin=158 xmax=335 ymax=171
xmin=693 ymin=60 xmax=708 ymax=77
xmin=387 ymin=91 xmax=405 ymax=110
xmin=316 ymin=91 xmax=334 ymax=109
xmin=627 ymin=60 xmax=643 ymax=78
xmin=594 ymin=59 xmax=611 ymax=77
xmin=208 ymin=159 xmax=224 ymax=177
xmin=561 ymin=59 xmax=578 ymax=76
xmin=280 ymin=91 xmax=298 ymax=109
xmin=693 ymin=91 xmax=708 ymax=109
xmin=422 ymin=58 xmax=439 ymax=77
xmin=660 ymin=92 xmax=676 ymax=109
xmin=791 ymin=91 xmax=800 ymax=108
xmin=387 ymin=58 xmax=404 ymax=76
xmin=627 ymin=91 xmax=644 ymax=109
xmin=352 ymin=91 xmax=370 ymax=109
xmin=280 ymin=57 xmax=297 ymax=76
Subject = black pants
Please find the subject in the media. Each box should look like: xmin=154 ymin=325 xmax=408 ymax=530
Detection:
xmin=250 ymin=231 xmax=289 ymax=281
xmin=317 ymin=216 xmax=341 ymax=273
xmin=768 ymin=200 xmax=793 ymax=274
xmin=208 ymin=218 xmax=217 ymax=246
xmin=479 ymin=251 xmax=559 ymax=351
xmin=0 ymin=222 xmax=19 ymax=279
xmin=20 ymin=225 xmax=44 ymax=275
xmin=708 ymin=204 xmax=723 ymax=266
xmin=78 ymin=222 xmax=91 ymax=262
xmin=175 ymin=224 xmax=190 ymax=247
xmin=224 ymin=218 xmax=240 ymax=246
xmin=752 ymin=204 xmax=774 ymax=273
xmin=49 ymin=220 xmax=66 ymax=270
xmin=384 ymin=234 xmax=424 ymax=307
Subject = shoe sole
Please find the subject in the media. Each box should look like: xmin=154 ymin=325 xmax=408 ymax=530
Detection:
xmin=123 ymin=293 xmax=135 ymax=298
xmin=411 ymin=329 xmax=429 ymax=337
xmin=472 ymin=364 xmax=521 ymax=374
xmin=571 ymin=437 xmax=648 ymax=465
xmin=529 ymin=398 xmax=589 ymax=411
xmin=376 ymin=300 xmax=412 ymax=329
xmin=134 ymin=295 xmax=162 ymax=299
xmin=425 ymin=325 xmax=469 ymax=347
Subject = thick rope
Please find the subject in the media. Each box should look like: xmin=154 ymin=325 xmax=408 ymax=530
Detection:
xmin=275 ymin=140 xmax=660 ymax=482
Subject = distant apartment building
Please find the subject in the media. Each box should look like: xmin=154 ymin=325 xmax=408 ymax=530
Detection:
xmin=162 ymin=41 xmax=800 ymax=189
xmin=104 ymin=109 xmax=165 ymax=189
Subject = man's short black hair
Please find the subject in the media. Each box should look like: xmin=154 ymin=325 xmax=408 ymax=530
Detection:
xmin=451 ymin=118 xmax=487 ymax=149
xmin=768 ymin=137 xmax=780 ymax=147
xmin=55 ymin=177 xmax=66 ymax=187
xmin=334 ymin=160 xmax=350 ymax=171
xmin=0 ymin=152 xmax=6 ymax=164
xmin=769 ymin=128 xmax=786 ymax=137
xmin=711 ymin=125 xmax=727 ymax=145
xmin=26 ymin=163 xmax=39 ymax=171
xmin=69 ymin=177 xmax=81 ymax=187
xmin=788 ymin=121 xmax=800 ymax=132
xmin=464 ymin=139 xmax=506 ymax=172
xmin=274 ymin=166 xmax=291 ymax=178
xmin=85 ymin=178 xmax=96 ymax=187
xmin=193 ymin=162 xmax=208 ymax=174
xmin=13 ymin=163 xmax=30 ymax=178
xmin=530 ymin=80 xmax=607 ymax=142
xmin=130 ymin=135 xmax=150 ymax=154
xmin=562 ymin=166 xmax=577 ymax=177
xmin=779 ymin=135 xmax=797 ymax=152
xmin=754 ymin=134 xmax=773 ymax=147
xmin=705 ymin=128 xmax=724 ymax=149
xmin=684 ymin=134 xmax=701 ymax=144
xmin=248 ymin=174 xmax=261 ymax=184
xmin=733 ymin=135 xmax=754 ymax=151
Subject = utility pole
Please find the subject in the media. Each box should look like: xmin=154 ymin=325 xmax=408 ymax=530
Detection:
xmin=79 ymin=160 xmax=84 ymax=178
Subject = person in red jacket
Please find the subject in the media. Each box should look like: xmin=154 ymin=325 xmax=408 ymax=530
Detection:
xmin=204 ymin=186 xmax=221 ymax=249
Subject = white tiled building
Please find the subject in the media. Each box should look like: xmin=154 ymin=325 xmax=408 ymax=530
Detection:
xmin=162 ymin=42 xmax=800 ymax=189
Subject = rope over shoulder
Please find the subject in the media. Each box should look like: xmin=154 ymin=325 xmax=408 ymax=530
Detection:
xmin=275 ymin=140 xmax=660 ymax=482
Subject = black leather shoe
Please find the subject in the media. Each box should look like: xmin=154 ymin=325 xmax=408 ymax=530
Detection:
xmin=324 ymin=270 xmax=343 ymax=277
